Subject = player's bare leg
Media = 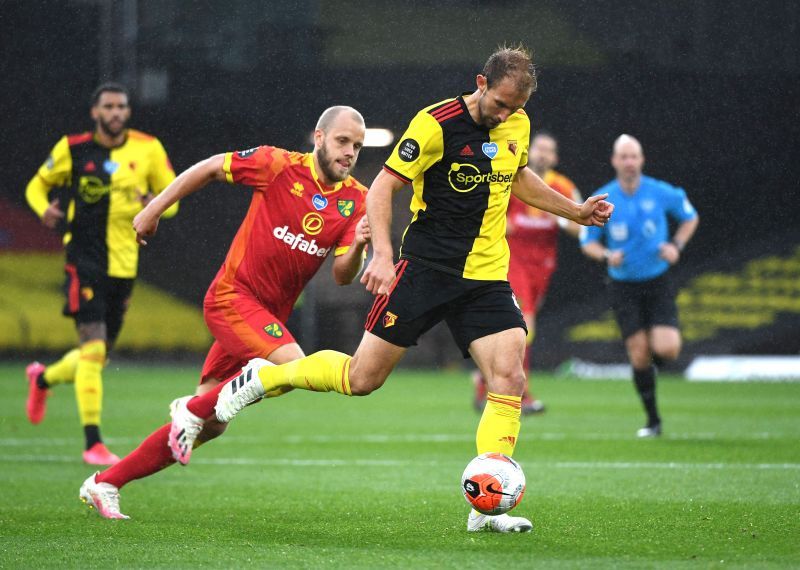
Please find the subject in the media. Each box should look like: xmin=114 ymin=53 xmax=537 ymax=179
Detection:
xmin=473 ymin=312 xmax=544 ymax=415
xmin=466 ymin=328 xmax=532 ymax=532
xmin=649 ymin=326 xmax=681 ymax=363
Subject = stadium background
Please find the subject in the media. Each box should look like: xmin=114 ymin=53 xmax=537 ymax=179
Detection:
xmin=1 ymin=0 xmax=798 ymax=369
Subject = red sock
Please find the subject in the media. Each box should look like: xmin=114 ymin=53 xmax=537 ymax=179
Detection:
xmin=186 ymin=377 xmax=233 ymax=419
xmin=96 ymin=424 xmax=174 ymax=489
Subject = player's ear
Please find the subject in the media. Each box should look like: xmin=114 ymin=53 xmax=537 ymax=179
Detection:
xmin=476 ymin=74 xmax=488 ymax=92
xmin=90 ymin=105 xmax=99 ymax=121
xmin=313 ymin=128 xmax=325 ymax=149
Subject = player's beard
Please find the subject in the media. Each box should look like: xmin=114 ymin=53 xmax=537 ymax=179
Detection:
xmin=317 ymin=142 xmax=351 ymax=183
xmin=98 ymin=116 xmax=128 ymax=138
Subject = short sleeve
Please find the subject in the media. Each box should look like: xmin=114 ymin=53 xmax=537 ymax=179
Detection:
xmin=383 ymin=111 xmax=443 ymax=184
xmin=662 ymin=184 xmax=697 ymax=222
xmin=37 ymin=136 xmax=72 ymax=187
xmin=334 ymin=198 xmax=367 ymax=256
xmin=147 ymin=138 xmax=176 ymax=193
xmin=222 ymin=145 xmax=290 ymax=190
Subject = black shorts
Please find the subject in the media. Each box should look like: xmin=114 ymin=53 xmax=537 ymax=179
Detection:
xmin=609 ymin=273 xmax=679 ymax=340
xmin=62 ymin=263 xmax=134 ymax=347
xmin=364 ymin=258 xmax=527 ymax=358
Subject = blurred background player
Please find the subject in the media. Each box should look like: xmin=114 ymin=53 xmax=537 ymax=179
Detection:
xmin=581 ymin=134 xmax=699 ymax=438
xmin=473 ymin=131 xmax=581 ymax=414
xmin=79 ymin=106 xmax=370 ymax=518
xmin=24 ymin=83 xmax=178 ymax=465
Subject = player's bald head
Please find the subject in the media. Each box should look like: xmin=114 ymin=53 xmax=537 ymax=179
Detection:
xmin=316 ymin=106 xmax=365 ymax=132
xmin=612 ymin=134 xmax=643 ymax=157
xmin=611 ymin=134 xmax=645 ymax=182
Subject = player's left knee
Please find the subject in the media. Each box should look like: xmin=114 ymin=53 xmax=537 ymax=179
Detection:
xmin=348 ymin=374 xmax=384 ymax=396
xmin=488 ymin=369 xmax=526 ymax=397
xmin=654 ymin=343 xmax=681 ymax=361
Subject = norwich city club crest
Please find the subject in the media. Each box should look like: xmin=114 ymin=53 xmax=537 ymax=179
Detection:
xmin=337 ymin=199 xmax=355 ymax=217
xmin=264 ymin=323 xmax=284 ymax=338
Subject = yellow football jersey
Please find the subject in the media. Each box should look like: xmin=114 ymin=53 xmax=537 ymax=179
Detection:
xmin=383 ymin=96 xmax=529 ymax=280
xmin=27 ymin=130 xmax=177 ymax=278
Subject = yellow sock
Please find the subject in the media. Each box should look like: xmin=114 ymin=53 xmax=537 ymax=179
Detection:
xmin=258 ymin=350 xmax=352 ymax=396
xmin=476 ymin=392 xmax=522 ymax=456
xmin=75 ymin=340 xmax=106 ymax=426
xmin=43 ymin=348 xmax=81 ymax=386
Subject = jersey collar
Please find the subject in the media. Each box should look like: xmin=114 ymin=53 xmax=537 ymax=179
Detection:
xmin=93 ymin=129 xmax=128 ymax=149
xmin=305 ymin=153 xmax=345 ymax=195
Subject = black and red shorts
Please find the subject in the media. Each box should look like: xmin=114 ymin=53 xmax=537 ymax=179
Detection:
xmin=62 ymin=263 xmax=134 ymax=347
xmin=364 ymin=258 xmax=527 ymax=358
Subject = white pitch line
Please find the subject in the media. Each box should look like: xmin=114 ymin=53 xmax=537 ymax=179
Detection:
xmin=0 ymin=431 xmax=788 ymax=447
xmin=0 ymin=454 xmax=798 ymax=471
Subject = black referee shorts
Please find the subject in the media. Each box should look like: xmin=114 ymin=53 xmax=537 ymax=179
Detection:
xmin=364 ymin=258 xmax=527 ymax=358
xmin=609 ymin=273 xmax=679 ymax=340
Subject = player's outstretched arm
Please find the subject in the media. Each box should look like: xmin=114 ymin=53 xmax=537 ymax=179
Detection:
xmin=512 ymin=167 xmax=613 ymax=227
xmin=360 ymin=169 xmax=405 ymax=295
xmin=133 ymin=154 xmax=227 ymax=245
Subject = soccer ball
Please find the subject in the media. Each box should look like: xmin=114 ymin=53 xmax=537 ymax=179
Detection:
xmin=461 ymin=452 xmax=526 ymax=515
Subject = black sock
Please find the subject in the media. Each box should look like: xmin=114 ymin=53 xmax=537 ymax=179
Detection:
xmin=651 ymin=354 xmax=666 ymax=369
xmin=632 ymin=366 xmax=660 ymax=427
xmin=35 ymin=370 xmax=50 ymax=390
xmin=84 ymin=425 xmax=102 ymax=450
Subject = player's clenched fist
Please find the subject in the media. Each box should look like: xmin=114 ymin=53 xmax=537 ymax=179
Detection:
xmin=133 ymin=205 xmax=160 ymax=246
xmin=354 ymin=215 xmax=371 ymax=246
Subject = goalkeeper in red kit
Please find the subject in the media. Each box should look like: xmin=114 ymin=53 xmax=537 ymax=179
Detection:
xmin=79 ymin=106 xmax=371 ymax=519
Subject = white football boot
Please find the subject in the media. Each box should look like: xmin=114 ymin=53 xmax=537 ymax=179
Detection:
xmin=214 ymin=358 xmax=271 ymax=423
xmin=168 ymin=396 xmax=205 ymax=466
xmin=79 ymin=472 xmax=129 ymax=519
xmin=467 ymin=510 xmax=533 ymax=533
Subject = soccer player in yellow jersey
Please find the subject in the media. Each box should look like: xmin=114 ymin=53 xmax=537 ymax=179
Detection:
xmin=172 ymin=46 xmax=613 ymax=532
xmin=24 ymin=83 xmax=178 ymax=465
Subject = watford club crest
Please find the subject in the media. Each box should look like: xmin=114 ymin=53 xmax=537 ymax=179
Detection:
xmin=81 ymin=287 xmax=94 ymax=301
xmin=337 ymin=199 xmax=355 ymax=217
xmin=507 ymin=140 xmax=518 ymax=156
xmin=383 ymin=311 xmax=398 ymax=328
xmin=264 ymin=323 xmax=284 ymax=338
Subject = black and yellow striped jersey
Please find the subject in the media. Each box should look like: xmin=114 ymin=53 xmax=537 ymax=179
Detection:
xmin=383 ymin=95 xmax=530 ymax=280
xmin=26 ymin=130 xmax=177 ymax=278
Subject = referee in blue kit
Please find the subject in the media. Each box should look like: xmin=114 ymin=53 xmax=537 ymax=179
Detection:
xmin=581 ymin=135 xmax=699 ymax=437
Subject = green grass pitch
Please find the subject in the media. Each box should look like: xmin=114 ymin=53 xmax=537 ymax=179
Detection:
xmin=1 ymin=363 xmax=798 ymax=568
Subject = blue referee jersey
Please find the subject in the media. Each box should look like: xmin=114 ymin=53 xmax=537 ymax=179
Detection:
xmin=581 ymin=175 xmax=697 ymax=282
